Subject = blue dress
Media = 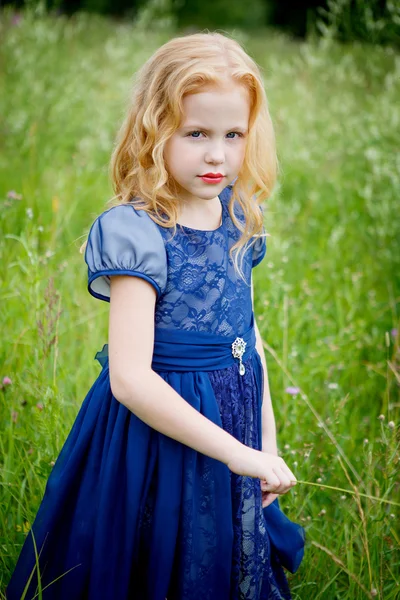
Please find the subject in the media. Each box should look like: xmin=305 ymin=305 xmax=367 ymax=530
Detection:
xmin=6 ymin=185 xmax=305 ymax=600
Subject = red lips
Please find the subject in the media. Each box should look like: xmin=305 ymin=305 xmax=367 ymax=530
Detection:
xmin=201 ymin=173 xmax=224 ymax=177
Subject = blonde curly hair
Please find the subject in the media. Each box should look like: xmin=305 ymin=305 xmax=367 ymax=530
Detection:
xmin=80 ymin=31 xmax=278 ymax=281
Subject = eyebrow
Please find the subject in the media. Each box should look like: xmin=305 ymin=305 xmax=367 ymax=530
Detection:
xmin=181 ymin=125 xmax=248 ymax=134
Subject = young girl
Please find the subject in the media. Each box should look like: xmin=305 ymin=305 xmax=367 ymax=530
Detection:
xmin=7 ymin=32 xmax=305 ymax=600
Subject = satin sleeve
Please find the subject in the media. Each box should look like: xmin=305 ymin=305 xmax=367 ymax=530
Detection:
xmin=84 ymin=204 xmax=167 ymax=302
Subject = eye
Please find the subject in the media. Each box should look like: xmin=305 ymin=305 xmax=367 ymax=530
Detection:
xmin=185 ymin=131 xmax=244 ymax=139
xmin=187 ymin=131 xmax=204 ymax=138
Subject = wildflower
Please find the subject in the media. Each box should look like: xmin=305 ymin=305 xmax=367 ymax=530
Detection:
xmin=327 ymin=382 xmax=339 ymax=390
xmin=378 ymin=414 xmax=385 ymax=421
xmin=371 ymin=589 xmax=378 ymax=597
xmin=363 ymin=439 xmax=369 ymax=444
xmin=293 ymin=461 xmax=298 ymax=467
xmin=388 ymin=421 xmax=395 ymax=429
xmin=26 ymin=208 xmax=33 ymax=219
xmin=38 ymin=225 xmax=44 ymax=232
xmin=365 ymin=148 xmax=379 ymax=161
xmin=36 ymin=402 xmax=44 ymax=411
xmin=317 ymin=477 xmax=322 ymax=483
xmin=306 ymin=516 xmax=311 ymax=521
xmin=318 ymin=509 xmax=326 ymax=517
xmin=390 ymin=514 xmax=395 ymax=519
xmin=391 ymin=328 xmax=398 ymax=338
xmin=2 ymin=376 xmax=12 ymax=386
xmin=6 ymin=190 xmax=22 ymax=200
xmin=341 ymin=495 xmax=346 ymax=500
xmin=284 ymin=443 xmax=290 ymax=449
xmin=50 ymin=461 xmax=55 ymax=467
xmin=285 ymin=386 xmax=300 ymax=395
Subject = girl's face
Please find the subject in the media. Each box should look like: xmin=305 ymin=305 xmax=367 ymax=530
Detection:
xmin=164 ymin=82 xmax=250 ymax=207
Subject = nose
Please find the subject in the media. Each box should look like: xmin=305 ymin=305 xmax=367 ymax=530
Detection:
xmin=205 ymin=140 xmax=225 ymax=165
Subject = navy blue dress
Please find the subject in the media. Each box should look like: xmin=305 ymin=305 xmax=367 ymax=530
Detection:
xmin=6 ymin=185 xmax=305 ymax=600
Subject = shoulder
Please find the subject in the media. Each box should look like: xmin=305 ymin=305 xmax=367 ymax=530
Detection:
xmin=87 ymin=202 xmax=165 ymax=246
xmin=84 ymin=203 xmax=167 ymax=302
xmin=230 ymin=193 xmax=264 ymax=221
xmin=226 ymin=193 xmax=267 ymax=267
xmin=91 ymin=202 xmax=161 ymax=233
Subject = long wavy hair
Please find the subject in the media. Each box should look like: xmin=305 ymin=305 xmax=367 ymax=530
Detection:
xmin=80 ymin=31 xmax=278 ymax=282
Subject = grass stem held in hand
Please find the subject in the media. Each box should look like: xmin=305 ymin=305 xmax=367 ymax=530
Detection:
xmin=293 ymin=480 xmax=400 ymax=507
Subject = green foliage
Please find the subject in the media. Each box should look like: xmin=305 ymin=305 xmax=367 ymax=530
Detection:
xmin=316 ymin=0 xmax=400 ymax=47
xmin=174 ymin=0 xmax=268 ymax=30
xmin=0 ymin=9 xmax=399 ymax=599
xmin=7 ymin=1 xmax=400 ymax=45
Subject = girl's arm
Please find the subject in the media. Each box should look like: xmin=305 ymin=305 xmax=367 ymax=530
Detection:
xmin=255 ymin=323 xmax=278 ymax=456
xmin=107 ymin=275 xmax=296 ymax=493
xmin=251 ymin=276 xmax=278 ymax=457
xmin=252 ymin=275 xmax=282 ymax=507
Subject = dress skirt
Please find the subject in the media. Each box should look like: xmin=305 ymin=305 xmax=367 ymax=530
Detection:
xmin=6 ymin=315 xmax=305 ymax=600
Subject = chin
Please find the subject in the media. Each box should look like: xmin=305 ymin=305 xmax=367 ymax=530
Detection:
xmin=196 ymin=189 xmax=222 ymax=199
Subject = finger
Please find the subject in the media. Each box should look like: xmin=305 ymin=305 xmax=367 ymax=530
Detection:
xmin=261 ymin=477 xmax=288 ymax=494
xmin=271 ymin=471 xmax=292 ymax=494
xmin=262 ymin=492 xmax=279 ymax=508
xmin=280 ymin=462 xmax=297 ymax=485
xmin=262 ymin=470 xmax=280 ymax=492
xmin=277 ymin=461 xmax=297 ymax=487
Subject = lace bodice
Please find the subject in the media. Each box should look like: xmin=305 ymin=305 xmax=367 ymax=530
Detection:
xmin=85 ymin=185 xmax=267 ymax=337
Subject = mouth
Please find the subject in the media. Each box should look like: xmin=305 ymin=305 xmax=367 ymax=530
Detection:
xmin=199 ymin=173 xmax=225 ymax=184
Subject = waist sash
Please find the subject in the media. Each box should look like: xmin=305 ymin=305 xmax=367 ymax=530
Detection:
xmin=95 ymin=314 xmax=256 ymax=374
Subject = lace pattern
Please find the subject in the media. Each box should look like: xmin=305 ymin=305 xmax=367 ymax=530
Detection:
xmin=209 ymin=357 xmax=291 ymax=600
xmin=155 ymin=187 xmax=266 ymax=337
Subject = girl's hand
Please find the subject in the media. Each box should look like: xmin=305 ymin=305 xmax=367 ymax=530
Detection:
xmin=260 ymin=441 xmax=280 ymax=507
xmin=260 ymin=486 xmax=279 ymax=508
xmin=227 ymin=445 xmax=297 ymax=495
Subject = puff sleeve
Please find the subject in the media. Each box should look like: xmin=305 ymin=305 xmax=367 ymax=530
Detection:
xmin=252 ymin=204 xmax=267 ymax=268
xmin=84 ymin=204 xmax=167 ymax=302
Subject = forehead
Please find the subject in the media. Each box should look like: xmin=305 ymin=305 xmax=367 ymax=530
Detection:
xmin=180 ymin=84 xmax=250 ymax=127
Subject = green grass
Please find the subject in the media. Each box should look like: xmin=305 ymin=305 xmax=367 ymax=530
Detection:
xmin=1 ymin=8 xmax=399 ymax=600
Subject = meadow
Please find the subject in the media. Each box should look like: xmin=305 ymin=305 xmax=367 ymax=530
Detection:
xmin=0 ymin=7 xmax=399 ymax=599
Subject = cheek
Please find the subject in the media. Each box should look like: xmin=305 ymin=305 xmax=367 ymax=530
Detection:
xmin=164 ymin=138 xmax=181 ymax=173
xmin=230 ymin=143 xmax=246 ymax=167
xmin=173 ymin=140 xmax=199 ymax=168
xmin=164 ymin=140 xmax=196 ymax=182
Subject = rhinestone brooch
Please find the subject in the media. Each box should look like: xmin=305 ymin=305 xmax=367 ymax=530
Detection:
xmin=232 ymin=337 xmax=247 ymax=376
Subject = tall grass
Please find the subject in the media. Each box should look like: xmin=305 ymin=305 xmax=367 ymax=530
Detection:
xmin=0 ymin=8 xmax=399 ymax=599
